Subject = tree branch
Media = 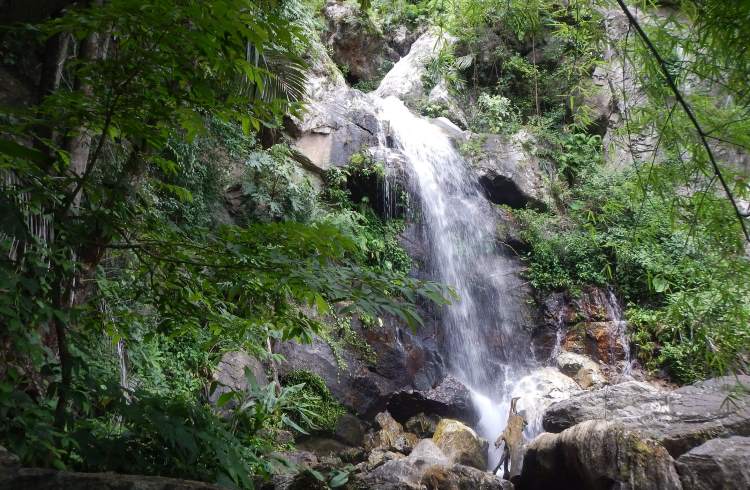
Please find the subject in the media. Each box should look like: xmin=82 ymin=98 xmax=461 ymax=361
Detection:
xmin=616 ymin=0 xmax=750 ymax=242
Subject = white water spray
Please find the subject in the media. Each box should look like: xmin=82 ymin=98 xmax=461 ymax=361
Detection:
xmin=375 ymin=96 xmax=548 ymax=472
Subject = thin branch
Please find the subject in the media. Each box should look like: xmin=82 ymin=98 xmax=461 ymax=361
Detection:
xmin=616 ymin=0 xmax=750 ymax=242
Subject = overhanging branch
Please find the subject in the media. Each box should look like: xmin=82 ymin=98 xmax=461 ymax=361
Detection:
xmin=616 ymin=0 xmax=750 ymax=242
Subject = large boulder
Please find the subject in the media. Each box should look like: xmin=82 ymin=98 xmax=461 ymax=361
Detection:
xmin=506 ymin=367 xmax=582 ymax=434
xmin=432 ymin=419 xmax=488 ymax=470
xmin=468 ymin=131 xmax=551 ymax=210
xmin=542 ymin=376 xmax=750 ymax=458
xmin=386 ymin=375 xmax=479 ymax=425
xmin=675 ymin=436 xmax=750 ymax=490
xmin=322 ymin=0 xmax=398 ymax=84
xmin=519 ymin=420 xmax=683 ymax=490
xmin=376 ymin=29 xmax=455 ymax=104
xmin=209 ymin=351 xmax=266 ymax=409
xmin=555 ymin=351 xmax=606 ymax=390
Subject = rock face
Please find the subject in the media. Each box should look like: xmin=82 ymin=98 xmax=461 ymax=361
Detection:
xmin=376 ymin=29 xmax=455 ymax=104
xmin=290 ymin=38 xmax=381 ymax=172
xmin=675 ymin=436 xmax=750 ymax=490
xmin=468 ymin=131 xmax=550 ymax=210
xmin=386 ymin=375 xmax=479 ymax=425
xmin=277 ymin=314 xmax=444 ymax=418
xmin=519 ymin=420 xmax=683 ymax=490
xmin=533 ymin=286 xmax=631 ymax=379
xmin=432 ymin=419 xmax=488 ymax=470
xmin=322 ymin=0 xmax=398 ymax=84
xmin=209 ymin=351 xmax=266 ymax=408
xmin=542 ymin=376 xmax=750 ymax=458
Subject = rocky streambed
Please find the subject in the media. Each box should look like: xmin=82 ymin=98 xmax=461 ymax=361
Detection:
xmin=5 ymin=370 xmax=746 ymax=489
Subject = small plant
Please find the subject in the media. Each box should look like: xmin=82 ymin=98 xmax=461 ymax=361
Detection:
xmin=280 ymin=370 xmax=346 ymax=433
xmin=471 ymin=93 xmax=521 ymax=135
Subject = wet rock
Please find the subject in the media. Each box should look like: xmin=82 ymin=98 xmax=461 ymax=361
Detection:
xmin=427 ymin=79 xmax=469 ymax=129
xmin=409 ymin=439 xmax=448 ymax=463
xmin=376 ymin=29 xmax=455 ymax=104
xmin=432 ymin=419 xmax=488 ymax=470
xmin=533 ymin=287 xmax=630 ymax=377
xmin=469 ymin=131 xmax=550 ymax=210
xmin=519 ymin=420 xmax=683 ymax=490
xmin=322 ymin=0 xmax=398 ymax=84
xmin=422 ymin=464 xmax=513 ymax=489
xmin=334 ymin=413 xmax=365 ymax=447
xmin=675 ymin=436 xmax=750 ymax=490
xmin=367 ymin=449 xmax=406 ymax=470
xmin=405 ymin=413 xmax=440 ymax=439
xmin=555 ymin=351 xmax=606 ymax=390
xmin=542 ymin=376 xmax=750 ymax=457
xmin=508 ymin=367 xmax=582 ymax=433
xmin=387 ymin=375 xmax=479 ymax=425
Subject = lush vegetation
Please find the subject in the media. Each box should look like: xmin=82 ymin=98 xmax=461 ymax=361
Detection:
xmin=0 ymin=0 xmax=446 ymax=486
xmin=1 ymin=0 xmax=749 ymax=486
xmin=369 ymin=0 xmax=749 ymax=382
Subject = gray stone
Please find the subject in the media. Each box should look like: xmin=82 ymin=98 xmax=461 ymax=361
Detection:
xmin=469 ymin=131 xmax=551 ymax=210
xmin=0 ymin=467 xmax=222 ymax=490
xmin=209 ymin=350 xmax=266 ymax=408
xmin=322 ymin=0 xmax=398 ymax=84
xmin=555 ymin=351 xmax=606 ymax=390
xmin=520 ymin=420 xmax=683 ymax=490
xmin=367 ymin=449 xmax=405 ymax=470
xmin=376 ymin=29 xmax=455 ymax=104
xmin=427 ymin=79 xmax=468 ymax=129
xmin=334 ymin=413 xmax=365 ymax=447
xmin=387 ymin=375 xmax=480 ymax=425
xmin=407 ymin=439 xmax=448 ymax=464
xmin=291 ymin=39 xmax=381 ymax=171
xmin=296 ymin=437 xmax=351 ymax=458
xmin=675 ymin=436 xmax=750 ymax=490
xmin=357 ymin=458 xmax=511 ymax=490
xmin=277 ymin=303 xmax=444 ymax=418
xmin=542 ymin=376 xmax=750 ymax=457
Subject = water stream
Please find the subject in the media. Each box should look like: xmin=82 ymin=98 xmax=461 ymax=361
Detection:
xmin=375 ymin=95 xmax=544 ymax=472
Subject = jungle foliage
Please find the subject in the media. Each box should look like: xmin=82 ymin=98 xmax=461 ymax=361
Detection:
xmin=0 ymin=0 xmax=445 ymax=486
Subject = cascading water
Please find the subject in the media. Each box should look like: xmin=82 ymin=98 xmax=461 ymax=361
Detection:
xmin=374 ymin=95 xmax=545 ymax=472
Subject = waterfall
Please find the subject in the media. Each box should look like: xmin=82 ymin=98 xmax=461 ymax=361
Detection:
xmin=374 ymin=96 xmax=544 ymax=472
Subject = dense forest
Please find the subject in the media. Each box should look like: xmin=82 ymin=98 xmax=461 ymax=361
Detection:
xmin=0 ymin=1 xmax=748 ymax=489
